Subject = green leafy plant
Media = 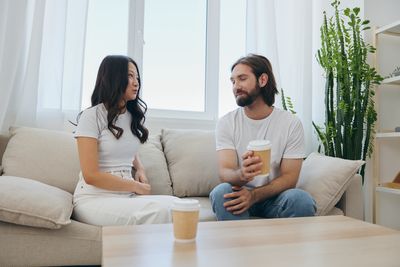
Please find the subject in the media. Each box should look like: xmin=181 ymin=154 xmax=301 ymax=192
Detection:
xmin=314 ymin=0 xmax=383 ymax=182
xmin=280 ymin=88 xmax=296 ymax=114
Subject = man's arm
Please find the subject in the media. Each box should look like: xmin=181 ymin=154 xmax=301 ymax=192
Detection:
xmin=217 ymin=149 xmax=263 ymax=186
xmin=221 ymin=157 xmax=302 ymax=215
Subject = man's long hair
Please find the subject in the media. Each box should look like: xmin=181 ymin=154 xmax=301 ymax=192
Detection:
xmin=231 ymin=54 xmax=278 ymax=106
xmin=90 ymin=55 xmax=148 ymax=143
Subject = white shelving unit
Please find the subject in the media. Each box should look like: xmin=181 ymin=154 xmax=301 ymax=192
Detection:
xmin=373 ymin=20 xmax=400 ymax=229
xmin=376 ymin=132 xmax=400 ymax=138
xmin=381 ymin=76 xmax=400 ymax=85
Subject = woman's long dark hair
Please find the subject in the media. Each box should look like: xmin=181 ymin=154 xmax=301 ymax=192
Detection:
xmin=91 ymin=55 xmax=148 ymax=143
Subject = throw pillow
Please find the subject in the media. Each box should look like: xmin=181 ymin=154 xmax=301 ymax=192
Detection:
xmin=0 ymin=176 xmax=73 ymax=229
xmin=2 ymin=127 xmax=80 ymax=194
xmin=297 ymin=152 xmax=364 ymax=215
xmin=161 ymin=129 xmax=220 ymax=197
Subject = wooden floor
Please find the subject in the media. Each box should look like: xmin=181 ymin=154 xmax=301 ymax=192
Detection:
xmin=103 ymin=215 xmax=400 ymax=267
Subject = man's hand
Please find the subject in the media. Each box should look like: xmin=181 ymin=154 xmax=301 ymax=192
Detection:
xmin=239 ymin=151 xmax=263 ymax=183
xmin=223 ymin=186 xmax=255 ymax=215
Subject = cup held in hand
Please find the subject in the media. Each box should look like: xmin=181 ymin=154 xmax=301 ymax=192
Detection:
xmin=247 ymin=140 xmax=272 ymax=180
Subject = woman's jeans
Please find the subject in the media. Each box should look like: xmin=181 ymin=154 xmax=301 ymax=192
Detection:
xmin=210 ymin=183 xmax=316 ymax=221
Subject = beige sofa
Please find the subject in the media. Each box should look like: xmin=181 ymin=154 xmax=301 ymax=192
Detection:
xmin=0 ymin=126 xmax=364 ymax=266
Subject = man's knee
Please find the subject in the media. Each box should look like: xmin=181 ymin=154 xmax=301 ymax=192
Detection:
xmin=282 ymin=189 xmax=316 ymax=217
xmin=209 ymin=183 xmax=250 ymax=221
xmin=210 ymin=183 xmax=233 ymax=202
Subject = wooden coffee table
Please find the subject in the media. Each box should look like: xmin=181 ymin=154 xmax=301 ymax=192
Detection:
xmin=102 ymin=215 xmax=400 ymax=266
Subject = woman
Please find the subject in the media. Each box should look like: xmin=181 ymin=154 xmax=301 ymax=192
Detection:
xmin=73 ymin=55 xmax=177 ymax=226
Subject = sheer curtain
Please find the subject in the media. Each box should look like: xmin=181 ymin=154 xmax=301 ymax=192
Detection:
xmin=246 ymin=0 xmax=363 ymax=154
xmin=0 ymin=0 xmax=87 ymax=133
xmin=0 ymin=0 xmax=44 ymax=133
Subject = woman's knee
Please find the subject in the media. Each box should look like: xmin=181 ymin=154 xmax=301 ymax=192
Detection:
xmin=153 ymin=205 xmax=172 ymax=223
xmin=133 ymin=195 xmax=178 ymax=224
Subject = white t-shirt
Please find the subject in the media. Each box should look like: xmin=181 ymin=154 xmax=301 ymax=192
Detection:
xmin=75 ymin=103 xmax=140 ymax=172
xmin=216 ymin=107 xmax=305 ymax=188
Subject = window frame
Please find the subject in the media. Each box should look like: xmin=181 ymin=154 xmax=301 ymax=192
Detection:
xmin=128 ymin=0 xmax=220 ymax=121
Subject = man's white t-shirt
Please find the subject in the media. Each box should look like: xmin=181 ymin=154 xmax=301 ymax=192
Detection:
xmin=74 ymin=103 xmax=140 ymax=172
xmin=216 ymin=107 xmax=305 ymax=188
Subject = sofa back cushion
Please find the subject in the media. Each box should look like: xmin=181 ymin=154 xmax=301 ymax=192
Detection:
xmin=161 ymin=129 xmax=220 ymax=197
xmin=2 ymin=127 xmax=80 ymax=194
xmin=138 ymin=134 xmax=173 ymax=195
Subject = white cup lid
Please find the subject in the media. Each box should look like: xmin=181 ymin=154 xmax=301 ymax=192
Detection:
xmin=247 ymin=140 xmax=271 ymax=151
xmin=172 ymin=199 xmax=200 ymax=211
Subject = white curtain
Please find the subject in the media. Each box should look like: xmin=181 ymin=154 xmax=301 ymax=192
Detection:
xmin=0 ymin=0 xmax=87 ymax=133
xmin=0 ymin=0 xmax=44 ymax=133
xmin=246 ymin=0 xmax=364 ymax=154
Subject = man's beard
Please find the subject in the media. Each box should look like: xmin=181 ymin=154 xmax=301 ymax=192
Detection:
xmin=236 ymin=84 xmax=262 ymax=107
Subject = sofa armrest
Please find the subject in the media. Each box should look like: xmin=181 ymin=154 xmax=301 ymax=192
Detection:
xmin=336 ymin=173 xmax=363 ymax=220
xmin=0 ymin=133 xmax=11 ymax=169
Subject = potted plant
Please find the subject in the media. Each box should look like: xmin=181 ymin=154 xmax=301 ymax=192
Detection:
xmin=313 ymin=0 xmax=383 ymax=182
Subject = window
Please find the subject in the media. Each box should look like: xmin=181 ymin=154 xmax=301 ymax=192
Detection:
xmin=81 ymin=0 xmax=129 ymax=109
xmin=218 ymin=0 xmax=246 ymax=117
xmin=81 ymin=0 xmax=246 ymax=120
xmin=143 ymin=0 xmax=206 ymax=112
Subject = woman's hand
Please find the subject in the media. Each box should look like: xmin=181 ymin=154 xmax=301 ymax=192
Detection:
xmin=133 ymin=155 xmax=149 ymax=185
xmin=134 ymin=181 xmax=151 ymax=195
xmin=134 ymin=168 xmax=149 ymax=184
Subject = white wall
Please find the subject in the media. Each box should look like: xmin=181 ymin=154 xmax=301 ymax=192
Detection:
xmin=364 ymin=0 xmax=400 ymax=222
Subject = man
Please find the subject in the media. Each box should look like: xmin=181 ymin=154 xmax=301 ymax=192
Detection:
xmin=210 ymin=54 xmax=316 ymax=220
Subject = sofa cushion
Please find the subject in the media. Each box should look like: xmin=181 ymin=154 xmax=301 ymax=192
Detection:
xmin=161 ymin=129 xmax=220 ymax=197
xmin=0 ymin=176 xmax=73 ymax=229
xmin=2 ymin=127 xmax=80 ymax=194
xmin=297 ymin=152 xmax=364 ymax=216
xmin=138 ymin=134 xmax=173 ymax=195
xmin=188 ymin=197 xmax=217 ymax=222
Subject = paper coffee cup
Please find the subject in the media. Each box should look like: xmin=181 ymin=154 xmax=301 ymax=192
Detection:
xmin=247 ymin=140 xmax=271 ymax=179
xmin=172 ymin=199 xmax=200 ymax=243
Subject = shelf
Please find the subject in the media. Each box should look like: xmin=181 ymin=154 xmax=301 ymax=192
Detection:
xmin=380 ymin=182 xmax=400 ymax=189
xmin=376 ymin=185 xmax=400 ymax=195
xmin=376 ymin=132 xmax=400 ymax=138
xmin=373 ymin=18 xmax=400 ymax=225
xmin=382 ymin=76 xmax=400 ymax=85
xmin=375 ymin=20 xmax=400 ymax=35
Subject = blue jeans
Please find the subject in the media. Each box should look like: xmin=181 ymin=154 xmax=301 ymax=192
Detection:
xmin=209 ymin=183 xmax=316 ymax=221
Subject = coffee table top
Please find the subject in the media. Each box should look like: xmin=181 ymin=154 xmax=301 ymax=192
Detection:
xmin=103 ymin=215 xmax=400 ymax=267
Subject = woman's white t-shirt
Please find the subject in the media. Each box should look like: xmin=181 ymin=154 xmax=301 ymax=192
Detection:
xmin=73 ymin=103 xmax=141 ymax=201
xmin=216 ymin=107 xmax=305 ymax=188
xmin=74 ymin=103 xmax=140 ymax=172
